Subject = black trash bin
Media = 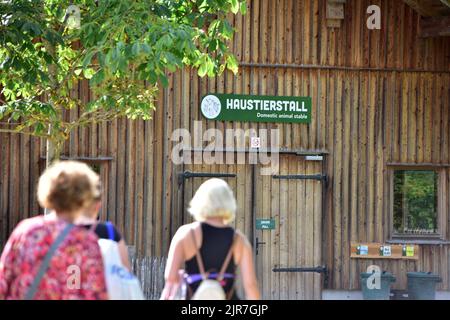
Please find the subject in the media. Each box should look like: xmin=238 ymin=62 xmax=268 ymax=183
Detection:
xmin=360 ymin=271 xmax=396 ymax=300
xmin=407 ymin=272 xmax=442 ymax=300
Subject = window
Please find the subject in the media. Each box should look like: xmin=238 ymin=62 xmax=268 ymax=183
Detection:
xmin=393 ymin=170 xmax=438 ymax=236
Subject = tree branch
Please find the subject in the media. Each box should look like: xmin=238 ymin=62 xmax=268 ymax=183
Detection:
xmin=0 ymin=128 xmax=49 ymax=138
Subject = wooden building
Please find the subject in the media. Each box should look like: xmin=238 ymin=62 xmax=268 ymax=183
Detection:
xmin=1 ymin=0 xmax=450 ymax=299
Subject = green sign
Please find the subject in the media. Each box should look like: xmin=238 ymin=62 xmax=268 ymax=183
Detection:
xmin=256 ymin=219 xmax=276 ymax=230
xmin=200 ymin=94 xmax=311 ymax=124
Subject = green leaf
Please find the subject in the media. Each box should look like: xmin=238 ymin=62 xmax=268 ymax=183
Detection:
xmin=83 ymin=68 xmax=95 ymax=79
xmin=82 ymin=50 xmax=96 ymax=69
xmin=230 ymin=0 xmax=239 ymax=14
xmin=12 ymin=112 xmax=21 ymax=121
xmin=90 ymin=70 xmax=105 ymax=86
xmin=226 ymin=54 xmax=239 ymax=74
xmin=148 ymin=70 xmax=158 ymax=84
xmin=240 ymin=1 xmax=247 ymax=15
xmin=34 ymin=122 xmax=45 ymax=135
xmin=132 ymin=43 xmax=141 ymax=56
xmin=159 ymin=74 xmax=169 ymax=87
xmin=198 ymin=61 xmax=208 ymax=77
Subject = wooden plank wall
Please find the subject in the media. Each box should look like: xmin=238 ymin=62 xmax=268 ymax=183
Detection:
xmin=1 ymin=0 xmax=449 ymax=292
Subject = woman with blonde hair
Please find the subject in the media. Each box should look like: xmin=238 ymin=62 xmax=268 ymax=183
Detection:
xmin=161 ymin=178 xmax=260 ymax=300
xmin=0 ymin=161 xmax=107 ymax=300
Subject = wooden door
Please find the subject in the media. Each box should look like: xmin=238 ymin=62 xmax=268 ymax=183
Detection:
xmin=254 ymin=155 xmax=324 ymax=300
xmin=180 ymin=161 xmax=253 ymax=298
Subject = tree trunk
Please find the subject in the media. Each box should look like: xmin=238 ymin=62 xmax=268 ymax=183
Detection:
xmin=45 ymin=137 xmax=62 ymax=168
xmin=44 ymin=131 xmax=63 ymax=215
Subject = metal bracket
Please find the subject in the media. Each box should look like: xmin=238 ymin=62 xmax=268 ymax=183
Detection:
xmin=272 ymin=265 xmax=329 ymax=288
xmin=273 ymin=174 xmax=327 ymax=184
xmin=177 ymin=171 xmax=237 ymax=185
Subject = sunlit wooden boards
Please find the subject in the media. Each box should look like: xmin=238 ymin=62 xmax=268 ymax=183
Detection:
xmin=0 ymin=0 xmax=450 ymax=297
xmin=327 ymin=0 xmax=346 ymax=28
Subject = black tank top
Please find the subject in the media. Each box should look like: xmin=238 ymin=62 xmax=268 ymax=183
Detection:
xmin=185 ymin=223 xmax=239 ymax=300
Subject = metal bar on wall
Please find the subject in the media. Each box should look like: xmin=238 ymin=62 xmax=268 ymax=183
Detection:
xmin=239 ymin=62 xmax=450 ymax=74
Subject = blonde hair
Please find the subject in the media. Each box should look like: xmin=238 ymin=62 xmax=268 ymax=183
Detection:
xmin=37 ymin=161 xmax=100 ymax=214
xmin=188 ymin=178 xmax=236 ymax=224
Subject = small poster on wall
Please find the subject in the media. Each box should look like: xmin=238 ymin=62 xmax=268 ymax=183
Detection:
xmin=379 ymin=246 xmax=392 ymax=257
xmin=357 ymin=245 xmax=369 ymax=256
xmin=403 ymin=246 xmax=415 ymax=257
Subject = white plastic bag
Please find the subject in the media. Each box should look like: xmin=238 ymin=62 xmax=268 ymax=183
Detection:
xmin=98 ymin=238 xmax=145 ymax=300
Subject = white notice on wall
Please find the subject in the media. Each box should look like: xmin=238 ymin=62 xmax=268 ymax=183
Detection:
xmin=251 ymin=137 xmax=261 ymax=149
xmin=383 ymin=246 xmax=392 ymax=257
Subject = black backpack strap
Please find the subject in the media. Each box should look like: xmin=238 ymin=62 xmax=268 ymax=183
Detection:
xmin=190 ymin=228 xmax=209 ymax=280
xmin=217 ymin=231 xmax=238 ymax=282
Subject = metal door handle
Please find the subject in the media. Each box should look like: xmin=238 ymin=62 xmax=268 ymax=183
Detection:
xmin=255 ymin=237 xmax=266 ymax=255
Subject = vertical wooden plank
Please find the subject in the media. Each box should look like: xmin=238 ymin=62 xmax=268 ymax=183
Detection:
xmin=107 ymin=119 xmax=118 ymax=225
xmin=254 ymin=165 xmax=263 ymax=295
xmin=295 ymin=158 xmax=304 ymax=300
xmin=325 ymin=70 xmax=335 ymax=287
xmin=302 ymin=0 xmax=310 ymax=65
xmin=116 ymin=117 xmax=127 ymax=237
xmin=417 ymin=74 xmax=425 ymax=163
xmin=311 ymin=0 xmax=319 ymax=66
xmin=270 ymin=159 xmax=280 ymax=300
xmin=287 ymin=156 xmax=296 ymax=299
xmin=285 ymin=69 xmax=292 ymax=149
xmin=341 ymin=71 xmax=351 ymax=290
xmin=268 ymin=0 xmax=277 ymax=64
xmin=305 ymin=161 xmax=314 ymax=299
xmin=125 ymin=118 xmax=136 ymax=245
xmin=0 ymin=133 xmax=10 ymax=246
xmin=439 ymin=74 xmax=449 ymax=164
xmin=400 ymin=74 xmax=409 ymax=164
xmin=402 ymin=2 xmax=412 ymax=69
xmin=9 ymin=133 xmax=19 ymax=231
xmin=260 ymin=0 xmax=269 ymax=63
xmin=424 ymin=74 xmax=432 ymax=163
xmin=285 ymin=0 xmax=293 ymax=64
xmin=30 ymin=137 xmax=41 ymax=217
xmin=318 ymin=71 xmax=327 ymax=149
xmin=358 ymin=72 xmax=368 ymax=243
xmin=19 ymin=135 xmax=30 ymax=221
xmin=349 ymin=73 xmax=359 ymax=289
xmin=386 ymin=0 xmax=396 ymax=69
xmin=135 ymin=119 xmax=144 ymax=254
xmin=367 ymin=73 xmax=377 ymax=242
xmin=375 ymin=73 xmax=385 ymax=242
xmin=408 ymin=73 xmax=417 ymax=162
xmin=262 ymin=164 xmax=272 ymax=299
xmin=397 ymin=1 xmax=405 ymax=69
xmin=432 ymin=74 xmax=441 ymax=163
xmin=153 ymin=87 xmax=164 ymax=256
xmin=310 ymin=70 xmax=318 ymax=149
xmin=333 ymin=71 xmax=343 ymax=289
xmin=81 ymin=80 xmax=90 ymax=157
xmin=162 ymin=73 xmax=174 ymax=255
xmin=313 ymin=162 xmax=322 ymax=299
xmin=143 ymin=114 xmax=155 ymax=257
xmin=278 ymin=156 xmax=288 ymax=300
xmin=250 ymin=0 xmax=259 ymax=63
xmin=294 ymin=0 xmax=303 ymax=64
xmin=383 ymin=74 xmax=394 ymax=243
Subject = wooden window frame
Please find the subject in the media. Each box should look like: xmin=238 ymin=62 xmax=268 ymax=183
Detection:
xmin=388 ymin=166 xmax=448 ymax=242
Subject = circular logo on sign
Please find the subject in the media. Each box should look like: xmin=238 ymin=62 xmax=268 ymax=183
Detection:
xmin=201 ymin=95 xmax=221 ymax=120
